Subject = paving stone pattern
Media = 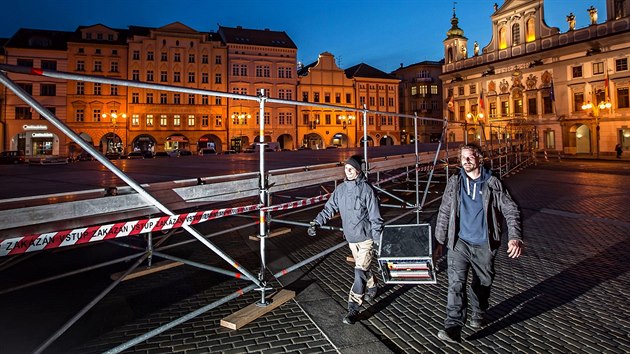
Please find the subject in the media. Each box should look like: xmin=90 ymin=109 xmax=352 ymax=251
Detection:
xmin=2 ymin=160 xmax=630 ymax=353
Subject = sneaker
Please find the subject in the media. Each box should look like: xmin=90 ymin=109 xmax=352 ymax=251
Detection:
xmin=437 ymin=329 xmax=461 ymax=343
xmin=469 ymin=313 xmax=485 ymax=329
xmin=363 ymin=286 xmax=378 ymax=302
xmin=342 ymin=302 xmax=360 ymax=325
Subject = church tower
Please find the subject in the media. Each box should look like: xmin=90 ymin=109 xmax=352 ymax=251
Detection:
xmin=443 ymin=6 xmax=468 ymax=64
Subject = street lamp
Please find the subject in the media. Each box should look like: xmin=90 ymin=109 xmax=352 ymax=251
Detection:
xmin=465 ymin=112 xmax=484 ymax=144
xmin=581 ymin=98 xmax=610 ymax=159
xmin=102 ymin=112 xmax=126 ymax=153
xmin=339 ymin=114 xmax=355 ymax=148
xmin=231 ymin=107 xmax=251 ymax=152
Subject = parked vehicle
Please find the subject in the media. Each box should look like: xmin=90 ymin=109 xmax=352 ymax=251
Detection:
xmin=127 ymin=151 xmax=144 ymax=159
xmin=29 ymin=156 xmax=69 ymax=165
xmin=223 ymin=149 xmax=237 ymax=155
xmin=178 ymin=149 xmax=193 ymax=156
xmin=142 ymin=150 xmax=154 ymax=158
xmin=0 ymin=150 xmax=26 ymax=164
xmin=198 ymin=148 xmax=217 ymax=156
xmin=153 ymin=151 xmax=169 ymax=158
xmin=74 ymin=151 xmax=95 ymax=161
xmin=105 ymin=152 xmax=122 ymax=160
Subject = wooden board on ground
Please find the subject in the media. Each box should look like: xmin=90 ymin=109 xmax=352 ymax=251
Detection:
xmin=110 ymin=260 xmax=184 ymax=281
xmin=220 ymin=289 xmax=295 ymax=330
xmin=346 ymin=256 xmax=355 ymax=263
xmin=248 ymin=227 xmax=292 ymax=241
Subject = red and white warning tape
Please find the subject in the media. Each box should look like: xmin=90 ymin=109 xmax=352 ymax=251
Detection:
xmin=0 ymin=193 xmax=331 ymax=257
xmin=0 ymin=204 xmax=261 ymax=257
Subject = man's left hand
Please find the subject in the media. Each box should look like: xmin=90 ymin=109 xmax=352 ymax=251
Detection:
xmin=507 ymin=239 xmax=523 ymax=259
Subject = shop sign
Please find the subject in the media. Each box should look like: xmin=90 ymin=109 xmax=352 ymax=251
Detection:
xmin=32 ymin=132 xmax=54 ymax=138
xmin=23 ymin=125 xmax=48 ymax=131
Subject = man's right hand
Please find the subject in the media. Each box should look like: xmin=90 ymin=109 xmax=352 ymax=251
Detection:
xmin=307 ymin=221 xmax=318 ymax=237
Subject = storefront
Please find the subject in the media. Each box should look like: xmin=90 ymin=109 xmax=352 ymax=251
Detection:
xmin=11 ymin=124 xmax=60 ymax=156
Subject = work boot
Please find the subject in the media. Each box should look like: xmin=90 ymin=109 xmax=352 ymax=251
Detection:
xmin=469 ymin=313 xmax=485 ymax=329
xmin=342 ymin=301 xmax=360 ymax=325
xmin=363 ymin=286 xmax=378 ymax=302
xmin=437 ymin=327 xmax=461 ymax=343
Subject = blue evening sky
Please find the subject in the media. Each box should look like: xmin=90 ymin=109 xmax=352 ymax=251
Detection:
xmin=0 ymin=0 xmax=606 ymax=72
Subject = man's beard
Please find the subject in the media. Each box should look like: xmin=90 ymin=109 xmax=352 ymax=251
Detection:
xmin=463 ymin=163 xmax=476 ymax=172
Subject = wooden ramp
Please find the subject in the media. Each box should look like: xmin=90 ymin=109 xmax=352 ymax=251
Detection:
xmin=111 ymin=260 xmax=184 ymax=281
xmin=220 ymin=289 xmax=295 ymax=330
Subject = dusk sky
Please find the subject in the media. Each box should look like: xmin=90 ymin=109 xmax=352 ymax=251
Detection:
xmin=0 ymin=0 xmax=606 ymax=73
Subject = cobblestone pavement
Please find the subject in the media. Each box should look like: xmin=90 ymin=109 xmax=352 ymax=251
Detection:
xmin=2 ymin=159 xmax=630 ymax=353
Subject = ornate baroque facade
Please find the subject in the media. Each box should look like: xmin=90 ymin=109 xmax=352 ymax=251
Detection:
xmin=440 ymin=0 xmax=630 ymax=156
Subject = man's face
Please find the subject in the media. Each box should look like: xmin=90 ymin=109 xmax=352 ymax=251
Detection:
xmin=345 ymin=164 xmax=359 ymax=180
xmin=460 ymin=148 xmax=480 ymax=173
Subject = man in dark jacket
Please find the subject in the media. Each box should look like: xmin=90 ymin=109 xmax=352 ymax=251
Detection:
xmin=435 ymin=143 xmax=523 ymax=343
xmin=309 ymin=155 xmax=383 ymax=325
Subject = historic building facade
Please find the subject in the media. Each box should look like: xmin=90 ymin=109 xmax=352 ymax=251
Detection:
xmin=440 ymin=0 xmax=630 ymax=156
xmin=391 ymin=60 xmax=444 ymax=143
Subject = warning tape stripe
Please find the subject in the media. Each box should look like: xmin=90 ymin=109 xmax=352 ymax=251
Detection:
xmin=0 ymin=193 xmax=331 ymax=257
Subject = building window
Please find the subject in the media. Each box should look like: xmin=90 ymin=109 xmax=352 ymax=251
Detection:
xmin=93 ymin=109 xmax=101 ymax=122
xmin=202 ymin=95 xmax=208 ymax=105
xmin=411 ymin=86 xmax=417 ymax=95
xmin=215 ymin=97 xmax=222 ymax=105
xmin=146 ymin=70 xmax=154 ymax=82
xmin=146 ymin=115 xmax=154 ymax=126
xmin=458 ymin=86 xmax=465 ymax=95
xmin=513 ymin=99 xmax=523 ymax=115
xmin=76 ymin=82 xmax=84 ymax=95
xmin=202 ymin=54 xmax=208 ymax=64
xmin=487 ymin=102 xmax=496 ymax=117
xmin=302 ymin=92 xmax=309 ymax=102
xmin=132 ymin=70 xmax=139 ymax=81
xmin=174 ymin=94 xmax=180 ymax=104
xmin=512 ymin=23 xmax=521 ymax=45
xmin=17 ymin=58 xmax=34 ymax=67
xmin=324 ymin=93 xmax=331 ymax=103
xmin=325 ymin=114 xmax=331 ymax=125
xmin=161 ymin=71 xmax=167 ymax=82
xmin=469 ymin=85 xmax=476 ymax=95
xmin=75 ymin=109 xmax=85 ymax=122
xmin=616 ymin=58 xmax=628 ymax=72
xmin=215 ymin=73 xmax=222 ymax=83
xmin=110 ymin=85 xmax=118 ymax=96
xmin=314 ymin=92 xmax=320 ymax=102
xmin=132 ymin=92 xmax=139 ymax=103
xmin=459 ymin=106 xmax=465 ymax=121
xmin=419 ymin=85 xmax=428 ymax=95
xmin=93 ymin=61 xmax=102 ymax=72
xmin=160 ymin=115 xmax=167 ymax=126
xmin=188 ymin=115 xmax=195 ymax=126
xmin=110 ymin=61 xmax=118 ymax=72
xmin=202 ymin=115 xmax=209 ymax=126
xmin=15 ymin=107 xmax=32 ymax=120
xmin=573 ymin=92 xmax=584 ymax=112
xmin=388 ymin=97 xmax=394 ymax=106
xmin=202 ymin=73 xmax=208 ymax=83
xmin=572 ymin=66 xmax=583 ymax=78
xmin=618 ymin=88 xmax=629 ymax=108
xmin=188 ymin=72 xmax=195 ymax=83
xmin=379 ymin=97 xmax=385 ymax=106
xmin=147 ymin=51 xmax=154 ymax=61
xmin=215 ymin=55 xmax=222 ymax=64
xmin=174 ymin=53 xmax=181 ymax=62
xmin=215 ymin=115 xmax=222 ymax=127
xmin=346 ymin=93 xmax=352 ymax=103
xmin=528 ymin=97 xmax=537 ymax=115
xmin=76 ymin=60 xmax=85 ymax=71
xmin=93 ymin=83 xmax=101 ymax=95
xmin=132 ymin=114 xmax=139 ymax=126
xmin=369 ymin=97 xmax=376 ymax=106
xmin=146 ymin=93 xmax=153 ymax=104
xmin=173 ymin=72 xmax=181 ymax=82
xmin=188 ymin=94 xmax=195 ymax=105
xmin=161 ymin=52 xmax=167 ymax=61
xmin=188 ymin=54 xmax=195 ymax=63
xmin=360 ymin=96 xmax=365 ymax=105
xmin=499 ymin=26 xmax=507 ymax=49
xmin=544 ymin=130 xmax=555 ymax=149
xmin=593 ymin=62 xmax=604 ymax=75
xmin=132 ymin=51 xmax=140 ymax=60
xmin=501 ymin=101 xmax=509 ymax=117
xmin=160 ymin=93 xmax=167 ymax=104
xmin=41 ymin=60 xmax=57 ymax=70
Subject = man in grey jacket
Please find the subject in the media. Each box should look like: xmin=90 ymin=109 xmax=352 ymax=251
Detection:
xmin=309 ymin=155 xmax=383 ymax=324
xmin=435 ymin=143 xmax=523 ymax=343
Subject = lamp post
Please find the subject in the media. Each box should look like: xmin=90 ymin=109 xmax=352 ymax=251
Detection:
xmin=582 ymin=98 xmax=611 ymax=159
xmin=339 ymin=113 xmax=355 ymax=148
xmin=466 ymin=112 xmax=484 ymax=145
xmin=102 ymin=112 xmax=126 ymax=153
xmin=231 ymin=107 xmax=251 ymax=152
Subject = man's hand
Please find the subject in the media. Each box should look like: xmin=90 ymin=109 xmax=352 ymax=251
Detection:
xmin=307 ymin=221 xmax=318 ymax=237
xmin=433 ymin=243 xmax=444 ymax=259
xmin=507 ymin=239 xmax=523 ymax=258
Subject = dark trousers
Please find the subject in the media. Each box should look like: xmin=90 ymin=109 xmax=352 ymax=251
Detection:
xmin=444 ymin=238 xmax=496 ymax=330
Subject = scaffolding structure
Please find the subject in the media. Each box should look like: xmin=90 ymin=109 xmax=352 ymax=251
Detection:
xmin=0 ymin=63 xmax=534 ymax=353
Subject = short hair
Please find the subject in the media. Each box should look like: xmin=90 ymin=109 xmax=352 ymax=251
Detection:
xmin=458 ymin=143 xmax=483 ymax=161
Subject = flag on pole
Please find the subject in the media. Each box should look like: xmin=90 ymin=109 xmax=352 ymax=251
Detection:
xmin=604 ymin=70 xmax=610 ymax=100
xmin=447 ymin=95 xmax=454 ymax=112
xmin=549 ymin=79 xmax=556 ymax=102
xmin=478 ymin=89 xmax=485 ymax=111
